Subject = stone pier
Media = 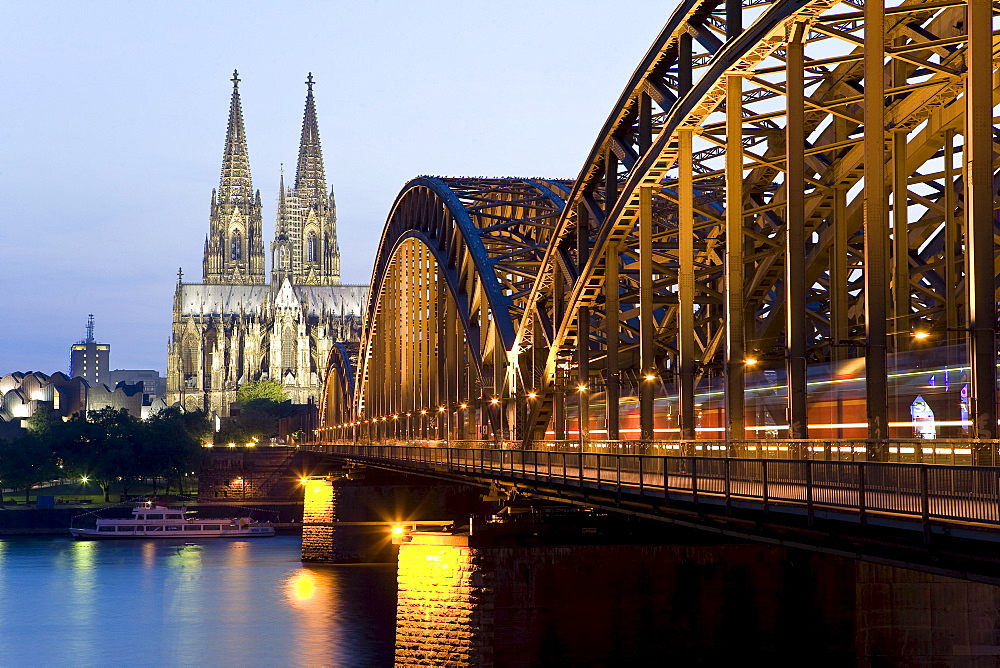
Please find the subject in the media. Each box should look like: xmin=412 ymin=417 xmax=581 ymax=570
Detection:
xmin=300 ymin=468 xmax=485 ymax=563
xmin=393 ymin=531 xmax=1000 ymax=666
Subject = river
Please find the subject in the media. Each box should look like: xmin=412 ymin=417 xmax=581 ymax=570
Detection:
xmin=0 ymin=536 xmax=397 ymax=667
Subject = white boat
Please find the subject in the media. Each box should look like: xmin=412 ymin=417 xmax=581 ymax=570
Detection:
xmin=69 ymin=502 xmax=275 ymax=540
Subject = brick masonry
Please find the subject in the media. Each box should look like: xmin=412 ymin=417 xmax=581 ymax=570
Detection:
xmin=198 ymin=447 xmax=303 ymax=501
xmin=301 ymin=477 xmax=336 ymax=562
xmin=393 ymin=537 xmax=1000 ymax=667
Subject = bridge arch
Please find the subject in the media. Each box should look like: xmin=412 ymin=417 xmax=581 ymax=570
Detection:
xmin=344 ymin=177 xmax=570 ymax=442
xmin=322 ymin=0 xmax=1000 ymax=461
xmin=319 ymin=341 xmax=359 ymax=435
xmin=514 ymin=0 xmax=1000 ymax=457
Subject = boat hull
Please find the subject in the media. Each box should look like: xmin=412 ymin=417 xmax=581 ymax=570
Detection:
xmin=69 ymin=527 xmax=275 ymax=540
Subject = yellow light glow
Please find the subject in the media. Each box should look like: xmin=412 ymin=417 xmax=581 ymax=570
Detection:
xmin=203 ymin=443 xmax=214 ymax=448
xmin=246 ymin=442 xmax=255 ymax=447
xmin=745 ymin=358 xmax=758 ymax=366
xmin=527 ymin=392 xmax=537 ymax=399
xmin=392 ymin=415 xmax=399 ymax=420
xmin=392 ymin=526 xmax=405 ymax=536
xmin=420 ymin=409 xmax=427 ymax=415
xmin=228 ymin=443 xmax=236 ymax=448
xmin=644 ymin=374 xmax=656 ymax=381
xmin=80 ymin=476 xmax=89 ymax=483
xmin=300 ymin=477 xmax=309 ymax=485
xmin=287 ymin=571 xmax=316 ymax=602
xmin=460 ymin=403 xmax=468 ymax=409
xmin=438 ymin=406 xmax=445 ymax=412
xmin=913 ymin=331 xmax=931 ymax=340
xmin=578 ymin=384 xmax=587 ymax=392
xmin=490 ymin=398 xmax=499 ymax=405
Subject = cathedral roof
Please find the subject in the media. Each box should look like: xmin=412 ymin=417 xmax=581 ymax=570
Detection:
xmin=176 ymin=283 xmax=368 ymax=318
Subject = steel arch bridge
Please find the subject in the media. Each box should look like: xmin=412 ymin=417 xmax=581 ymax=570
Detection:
xmin=321 ymin=0 xmax=1000 ymax=463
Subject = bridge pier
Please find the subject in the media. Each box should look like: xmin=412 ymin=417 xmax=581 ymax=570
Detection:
xmin=300 ymin=467 xmax=486 ymax=563
xmin=393 ymin=522 xmax=1000 ymax=666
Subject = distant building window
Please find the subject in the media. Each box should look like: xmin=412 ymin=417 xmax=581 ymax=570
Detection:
xmin=231 ymin=231 xmax=243 ymax=260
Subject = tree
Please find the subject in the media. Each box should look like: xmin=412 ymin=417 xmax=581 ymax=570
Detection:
xmin=142 ymin=407 xmax=208 ymax=496
xmin=236 ymin=379 xmax=287 ymax=405
xmin=50 ymin=408 xmax=142 ymax=502
xmin=0 ymin=435 xmax=57 ymax=502
xmin=26 ymin=405 xmax=58 ymax=436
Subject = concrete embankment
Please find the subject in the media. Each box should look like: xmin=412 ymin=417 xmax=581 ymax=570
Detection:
xmin=0 ymin=503 xmax=304 ymax=536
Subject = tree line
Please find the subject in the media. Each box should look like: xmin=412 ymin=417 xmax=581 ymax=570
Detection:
xmin=0 ymin=406 xmax=211 ymax=503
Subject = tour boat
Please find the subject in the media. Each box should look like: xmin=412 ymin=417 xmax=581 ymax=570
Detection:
xmin=69 ymin=502 xmax=275 ymax=540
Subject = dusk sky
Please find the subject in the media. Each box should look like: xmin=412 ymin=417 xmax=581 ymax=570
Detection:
xmin=1 ymin=1 xmax=666 ymax=376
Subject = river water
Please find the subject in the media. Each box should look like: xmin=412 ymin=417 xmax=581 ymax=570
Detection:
xmin=0 ymin=536 xmax=397 ymax=667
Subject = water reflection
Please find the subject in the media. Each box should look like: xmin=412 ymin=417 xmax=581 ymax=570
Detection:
xmin=0 ymin=537 xmax=396 ymax=667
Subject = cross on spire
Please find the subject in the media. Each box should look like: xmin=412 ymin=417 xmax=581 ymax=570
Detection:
xmin=231 ymin=69 xmax=241 ymax=88
xmin=305 ymin=72 xmax=314 ymax=91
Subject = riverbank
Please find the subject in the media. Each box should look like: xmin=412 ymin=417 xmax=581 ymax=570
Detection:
xmin=0 ymin=502 xmax=304 ymax=536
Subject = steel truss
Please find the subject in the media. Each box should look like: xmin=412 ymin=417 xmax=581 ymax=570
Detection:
xmin=331 ymin=177 xmax=570 ymax=442
xmin=334 ymin=0 xmax=1000 ymax=462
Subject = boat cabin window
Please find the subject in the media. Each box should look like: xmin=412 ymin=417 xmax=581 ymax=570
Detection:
xmin=203 ymin=524 xmax=221 ymax=530
xmin=146 ymin=526 xmax=163 ymax=531
xmin=165 ymin=526 xmax=181 ymax=531
xmin=98 ymin=526 xmax=116 ymax=532
xmin=166 ymin=514 xmax=182 ymax=520
xmin=116 ymin=526 xmax=135 ymax=532
xmin=186 ymin=525 xmax=202 ymax=531
xmin=146 ymin=513 xmax=163 ymax=520
xmin=136 ymin=515 xmax=144 ymax=520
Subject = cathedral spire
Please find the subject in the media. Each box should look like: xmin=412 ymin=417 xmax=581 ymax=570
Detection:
xmin=219 ymin=70 xmax=252 ymax=201
xmin=294 ymin=73 xmax=326 ymax=201
xmin=204 ymin=71 xmax=265 ymax=285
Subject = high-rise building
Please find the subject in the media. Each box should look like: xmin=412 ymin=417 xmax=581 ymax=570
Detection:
xmin=166 ymin=72 xmax=367 ymax=416
xmin=69 ymin=315 xmax=110 ymax=387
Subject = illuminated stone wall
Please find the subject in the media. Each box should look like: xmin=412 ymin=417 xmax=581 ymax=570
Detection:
xmin=394 ymin=538 xmax=1000 ymax=665
xmin=301 ymin=477 xmax=336 ymax=562
xmin=197 ymin=447 xmax=301 ymax=501
xmin=395 ymin=535 xmax=493 ymax=666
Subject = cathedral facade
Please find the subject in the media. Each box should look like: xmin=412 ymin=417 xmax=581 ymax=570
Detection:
xmin=167 ymin=72 xmax=367 ymax=416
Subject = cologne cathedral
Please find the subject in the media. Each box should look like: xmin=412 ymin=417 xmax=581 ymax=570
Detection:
xmin=166 ymin=72 xmax=367 ymax=415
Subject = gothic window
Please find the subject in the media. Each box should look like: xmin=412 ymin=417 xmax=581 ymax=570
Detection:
xmin=282 ymin=325 xmax=296 ymax=373
xmin=181 ymin=335 xmax=199 ymax=389
xmin=230 ymin=231 xmax=243 ymax=261
xmin=307 ymin=234 xmax=317 ymax=263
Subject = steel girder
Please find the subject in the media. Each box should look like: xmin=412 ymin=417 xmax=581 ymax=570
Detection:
xmin=514 ymin=0 xmax=1000 ymax=458
xmin=330 ymin=0 xmax=1000 ymax=457
xmin=349 ymin=177 xmax=570 ymax=441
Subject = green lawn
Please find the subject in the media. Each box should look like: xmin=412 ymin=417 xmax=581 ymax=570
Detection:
xmin=3 ymin=478 xmax=199 ymax=507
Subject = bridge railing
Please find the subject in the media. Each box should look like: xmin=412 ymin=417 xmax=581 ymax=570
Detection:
xmin=307 ymin=443 xmax=1000 ymax=529
xmin=322 ymin=438 xmax=1000 ymax=466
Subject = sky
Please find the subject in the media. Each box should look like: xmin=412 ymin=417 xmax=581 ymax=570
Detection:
xmin=0 ymin=0 xmax=669 ymax=376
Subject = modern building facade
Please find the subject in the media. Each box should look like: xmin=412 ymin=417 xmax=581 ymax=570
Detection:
xmin=166 ymin=72 xmax=367 ymax=416
xmin=108 ymin=369 xmax=166 ymax=404
xmin=69 ymin=315 xmax=110 ymax=387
